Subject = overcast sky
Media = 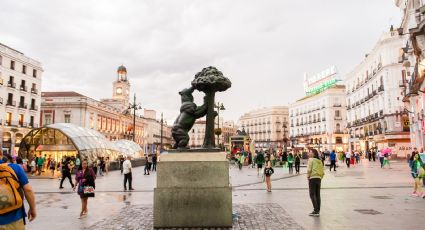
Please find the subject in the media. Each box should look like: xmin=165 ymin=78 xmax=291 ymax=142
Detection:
xmin=0 ymin=0 xmax=401 ymax=123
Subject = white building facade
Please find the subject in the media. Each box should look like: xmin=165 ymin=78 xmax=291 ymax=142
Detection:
xmin=0 ymin=43 xmax=43 ymax=154
xmin=238 ymin=106 xmax=289 ymax=150
xmin=289 ymin=85 xmax=348 ymax=152
xmin=345 ymin=31 xmax=411 ymax=157
xmin=396 ymin=0 xmax=425 ymax=152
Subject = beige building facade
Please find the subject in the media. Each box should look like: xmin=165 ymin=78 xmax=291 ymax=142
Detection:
xmin=0 ymin=43 xmax=43 ymax=154
xmin=238 ymin=106 xmax=289 ymax=150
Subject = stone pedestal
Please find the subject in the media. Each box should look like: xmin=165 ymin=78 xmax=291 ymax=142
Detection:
xmin=153 ymin=152 xmax=232 ymax=228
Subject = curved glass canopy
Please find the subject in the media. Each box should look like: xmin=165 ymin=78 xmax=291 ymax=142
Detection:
xmin=113 ymin=139 xmax=143 ymax=158
xmin=18 ymin=123 xmax=141 ymax=162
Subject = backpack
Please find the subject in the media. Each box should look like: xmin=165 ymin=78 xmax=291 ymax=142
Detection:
xmin=0 ymin=163 xmax=23 ymax=214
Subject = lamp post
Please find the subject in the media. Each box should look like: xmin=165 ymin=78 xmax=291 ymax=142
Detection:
xmin=214 ymin=102 xmax=225 ymax=149
xmin=128 ymin=93 xmax=142 ymax=142
xmin=282 ymin=122 xmax=288 ymax=153
xmin=160 ymin=112 xmax=163 ymax=152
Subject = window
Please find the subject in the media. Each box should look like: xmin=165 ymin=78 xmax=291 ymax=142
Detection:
xmin=0 ymin=55 xmax=2 ymax=65
xmin=64 ymin=114 xmax=71 ymax=123
xmin=335 ymin=137 xmax=343 ymax=144
xmin=30 ymin=116 xmax=34 ymax=127
xmin=336 ymin=123 xmax=341 ymax=132
xmin=45 ymin=114 xmax=52 ymax=125
xmin=10 ymin=60 xmax=15 ymax=70
xmin=18 ymin=114 xmax=24 ymax=126
xmin=22 ymin=65 xmax=26 ymax=74
xmin=33 ymin=69 xmax=37 ymax=78
xmin=335 ymin=110 xmax=340 ymax=117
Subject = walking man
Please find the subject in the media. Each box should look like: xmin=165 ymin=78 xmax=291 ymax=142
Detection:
xmin=307 ymin=149 xmax=324 ymax=217
xmin=123 ymin=155 xmax=134 ymax=191
xmin=152 ymin=154 xmax=157 ymax=172
xmin=345 ymin=151 xmax=351 ymax=168
xmin=0 ymin=151 xmax=37 ymax=228
xmin=329 ymin=150 xmax=336 ymax=172
xmin=59 ymin=158 xmax=74 ymax=189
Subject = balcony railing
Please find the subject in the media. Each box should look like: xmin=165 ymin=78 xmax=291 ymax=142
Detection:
xmin=7 ymin=82 xmax=16 ymax=88
xmin=333 ymin=104 xmax=342 ymax=107
xmin=6 ymin=100 xmax=16 ymax=107
xmin=20 ymin=85 xmax=28 ymax=92
xmin=30 ymin=105 xmax=38 ymax=111
xmin=399 ymin=80 xmax=406 ymax=88
xmin=334 ymin=117 xmax=342 ymax=120
xmin=18 ymin=103 xmax=28 ymax=109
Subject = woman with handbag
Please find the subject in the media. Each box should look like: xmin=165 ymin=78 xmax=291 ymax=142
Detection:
xmin=73 ymin=159 xmax=96 ymax=218
xmin=264 ymin=156 xmax=274 ymax=192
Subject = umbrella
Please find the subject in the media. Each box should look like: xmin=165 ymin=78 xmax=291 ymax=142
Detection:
xmin=382 ymin=148 xmax=392 ymax=155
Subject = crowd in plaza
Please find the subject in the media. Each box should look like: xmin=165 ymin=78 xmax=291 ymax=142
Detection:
xmin=230 ymin=145 xmax=425 ymax=217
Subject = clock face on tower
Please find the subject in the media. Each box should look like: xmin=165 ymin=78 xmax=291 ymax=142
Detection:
xmin=116 ymin=87 xmax=122 ymax=95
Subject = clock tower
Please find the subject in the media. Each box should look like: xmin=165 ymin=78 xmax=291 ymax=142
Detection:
xmin=112 ymin=65 xmax=130 ymax=105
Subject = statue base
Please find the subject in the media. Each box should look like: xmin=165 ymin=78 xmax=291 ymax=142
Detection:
xmin=153 ymin=151 xmax=232 ymax=228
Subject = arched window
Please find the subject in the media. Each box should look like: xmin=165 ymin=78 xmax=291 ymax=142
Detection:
xmin=336 ymin=123 xmax=340 ymax=132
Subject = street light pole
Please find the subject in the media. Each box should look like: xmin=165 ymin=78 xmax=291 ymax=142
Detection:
xmin=160 ymin=112 xmax=163 ymax=152
xmin=128 ymin=93 xmax=142 ymax=142
xmin=214 ymin=102 xmax=225 ymax=149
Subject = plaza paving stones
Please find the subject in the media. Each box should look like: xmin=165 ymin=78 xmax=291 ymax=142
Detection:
xmin=88 ymin=203 xmax=303 ymax=230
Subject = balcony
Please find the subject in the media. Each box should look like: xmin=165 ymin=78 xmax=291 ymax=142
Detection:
xmin=333 ymin=104 xmax=342 ymax=107
xmin=334 ymin=117 xmax=342 ymax=120
xmin=378 ymin=85 xmax=384 ymax=92
xmin=399 ymin=80 xmax=406 ymax=88
xmin=18 ymin=102 xmax=27 ymax=109
xmin=20 ymin=85 xmax=28 ymax=92
xmin=6 ymin=100 xmax=16 ymax=107
xmin=7 ymin=82 xmax=16 ymax=88
xmin=334 ymin=130 xmax=344 ymax=134
xmin=30 ymin=105 xmax=38 ymax=111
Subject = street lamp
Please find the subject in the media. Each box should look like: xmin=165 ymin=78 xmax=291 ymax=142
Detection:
xmin=128 ymin=93 xmax=142 ymax=142
xmin=160 ymin=112 xmax=163 ymax=153
xmin=282 ymin=122 xmax=288 ymax=152
xmin=214 ymin=102 xmax=225 ymax=149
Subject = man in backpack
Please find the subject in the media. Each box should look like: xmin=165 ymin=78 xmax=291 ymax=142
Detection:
xmin=0 ymin=151 xmax=37 ymax=228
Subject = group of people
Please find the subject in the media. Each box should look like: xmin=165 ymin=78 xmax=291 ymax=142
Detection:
xmin=248 ymin=148 xmax=324 ymax=216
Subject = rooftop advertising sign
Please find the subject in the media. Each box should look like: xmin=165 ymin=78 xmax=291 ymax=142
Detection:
xmin=303 ymin=66 xmax=339 ymax=95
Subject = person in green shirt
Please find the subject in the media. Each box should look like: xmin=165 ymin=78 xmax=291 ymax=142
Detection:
xmin=307 ymin=149 xmax=324 ymax=217
xmin=287 ymin=152 xmax=294 ymax=174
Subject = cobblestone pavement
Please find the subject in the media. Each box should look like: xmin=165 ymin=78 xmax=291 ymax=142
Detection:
xmin=88 ymin=203 xmax=303 ymax=230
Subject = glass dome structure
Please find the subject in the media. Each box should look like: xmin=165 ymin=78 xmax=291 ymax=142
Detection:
xmin=113 ymin=139 xmax=143 ymax=158
xmin=18 ymin=123 xmax=141 ymax=163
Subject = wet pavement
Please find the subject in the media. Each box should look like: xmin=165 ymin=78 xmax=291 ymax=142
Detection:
xmin=26 ymin=159 xmax=424 ymax=230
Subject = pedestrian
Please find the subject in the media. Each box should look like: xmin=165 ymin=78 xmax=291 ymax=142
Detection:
xmin=30 ymin=158 xmax=36 ymax=176
xmin=97 ymin=157 xmax=103 ymax=176
xmin=36 ymin=155 xmax=44 ymax=175
xmin=329 ymin=150 xmax=337 ymax=172
xmin=345 ymin=151 xmax=351 ymax=168
xmin=49 ymin=158 xmax=56 ymax=177
xmin=73 ymin=159 xmax=96 ymax=218
xmin=152 ymin=154 xmax=157 ymax=172
xmin=147 ymin=154 xmax=153 ymax=171
xmin=294 ymin=152 xmax=301 ymax=174
xmin=409 ymin=153 xmax=424 ymax=197
xmin=372 ymin=149 xmax=376 ymax=161
xmin=320 ymin=151 xmax=325 ymax=166
xmin=123 ymin=155 xmax=134 ymax=191
xmin=264 ymin=155 xmax=274 ymax=192
xmin=382 ymin=152 xmax=391 ymax=169
xmin=307 ymin=149 xmax=324 ymax=217
xmin=282 ymin=152 xmax=288 ymax=168
xmin=104 ymin=157 xmax=110 ymax=175
xmin=144 ymin=155 xmax=151 ymax=175
xmin=378 ymin=150 xmax=384 ymax=168
xmin=119 ymin=156 xmax=124 ymax=174
xmin=0 ymin=150 xmax=37 ymax=228
xmin=59 ymin=158 xmax=75 ymax=189
xmin=256 ymin=151 xmax=265 ymax=176
xmin=367 ymin=150 xmax=372 ymax=161
xmin=75 ymin=155 xmax=81 ymax=171
xmin=288 ymin=152 xmax=294 ymax=174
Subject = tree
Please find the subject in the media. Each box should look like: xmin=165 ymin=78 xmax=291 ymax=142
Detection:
xmin=192 ymin=66 xmax=231 ymax=149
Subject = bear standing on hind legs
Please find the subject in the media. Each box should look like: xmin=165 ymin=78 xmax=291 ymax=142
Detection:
xmin=172 ymin=86 xmax=207 ymax=149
